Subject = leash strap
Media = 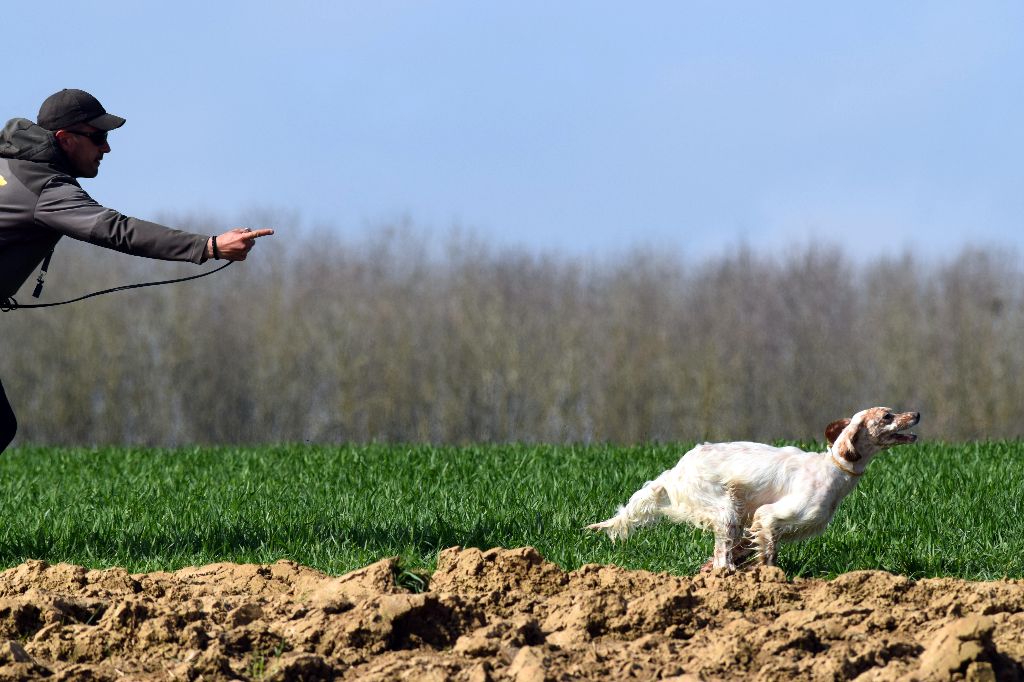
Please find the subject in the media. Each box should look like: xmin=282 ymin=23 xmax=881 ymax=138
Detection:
xmin=1 ymin=261 xmax=233 ymax=312
xmin=32 ymin=248 xmax=54 ymax=299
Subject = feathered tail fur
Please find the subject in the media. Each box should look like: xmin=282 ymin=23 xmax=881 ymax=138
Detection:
xmin=586 ymin=480 xmax=669 ymax=542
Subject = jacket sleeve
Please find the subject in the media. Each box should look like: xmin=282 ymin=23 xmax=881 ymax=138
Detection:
xmin=34 ymin=174 xmax=209 ymax=264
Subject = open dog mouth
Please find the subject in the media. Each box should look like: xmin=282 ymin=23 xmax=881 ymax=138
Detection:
xmin=889 ymin=414 xmax=920 ymax=444
xmin=890 ymin=431 xmax=918 ymax=444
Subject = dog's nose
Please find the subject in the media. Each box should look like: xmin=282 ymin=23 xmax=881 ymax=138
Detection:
xmin=911 ymin=412 xmax=921 ymax=422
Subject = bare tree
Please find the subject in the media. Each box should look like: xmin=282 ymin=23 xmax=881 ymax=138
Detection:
xmin=2 ymin=216 xmax=1021 ymax=445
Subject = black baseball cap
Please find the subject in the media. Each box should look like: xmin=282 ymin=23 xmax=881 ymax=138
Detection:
xmin=37 ymin=89 xmax=126 ymax=131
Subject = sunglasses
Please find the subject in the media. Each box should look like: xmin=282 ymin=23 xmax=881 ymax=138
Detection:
xmin=64 ymin=129 xmax=109 ymax=145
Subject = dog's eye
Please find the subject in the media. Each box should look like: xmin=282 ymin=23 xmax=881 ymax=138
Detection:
xmin=882 ymin=413 xmax=894 ymax=423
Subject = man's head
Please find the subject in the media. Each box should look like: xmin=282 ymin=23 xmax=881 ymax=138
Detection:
xmin=38 ymin=89 xmax=124 ymax=178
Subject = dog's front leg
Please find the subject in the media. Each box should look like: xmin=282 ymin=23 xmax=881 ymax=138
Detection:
xmin=750 ymin=496 xmax=805 ymax=566
xmin=752 ymin=521 xmax=778 ymax=566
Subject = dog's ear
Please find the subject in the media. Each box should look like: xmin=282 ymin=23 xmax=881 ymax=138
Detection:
xmin=831 ymin=417 xmax=864 ymax=462
xmin=825 ymin=419 xmax=850 ymax=448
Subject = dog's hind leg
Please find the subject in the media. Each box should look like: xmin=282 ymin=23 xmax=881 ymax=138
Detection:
xmin=699 ymin=485 xmax=744 ymax=571
xmin=704 ymin=536 xmax=756 ymax=571
xmin=700 ymin=539 xmax=754 ymax=572
xmin=587 ymin=481 xmax=670 ymax=542
xmin=732 ymin=536 xmax=758 ymax=566
xmin=708 ymin=506 xmax=742 ymax=570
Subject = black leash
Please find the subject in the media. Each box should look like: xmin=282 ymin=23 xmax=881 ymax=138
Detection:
xmin=1 ymin=261 xmax=233 ymax=312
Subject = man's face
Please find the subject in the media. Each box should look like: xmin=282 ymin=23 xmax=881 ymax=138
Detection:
xmin=56 ymin=124 xmax=111 ymax=178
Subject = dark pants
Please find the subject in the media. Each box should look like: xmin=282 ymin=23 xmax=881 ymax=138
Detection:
xmin=0 ymin=377 xmax=16 ymax=454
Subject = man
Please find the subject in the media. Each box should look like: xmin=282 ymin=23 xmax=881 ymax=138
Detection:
xmin=0 ymin=89 xmax=274 ymax=453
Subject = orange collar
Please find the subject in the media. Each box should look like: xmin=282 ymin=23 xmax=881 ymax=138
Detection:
xmin=830 ymin=453 xmax=863 ymax=477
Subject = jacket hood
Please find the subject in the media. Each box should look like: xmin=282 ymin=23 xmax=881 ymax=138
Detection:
xmin=0 ymin=118 xmax=65 ymax=164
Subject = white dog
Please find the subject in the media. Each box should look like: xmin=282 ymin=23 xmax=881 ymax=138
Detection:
xmin=587 ymin=407 xmax=920 ymax=570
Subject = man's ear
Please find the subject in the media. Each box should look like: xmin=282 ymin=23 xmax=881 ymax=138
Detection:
xmin=53 ymin=130 xmax=72 ymax=153
xmin=825 ymin=419 xmax=850 ymax=448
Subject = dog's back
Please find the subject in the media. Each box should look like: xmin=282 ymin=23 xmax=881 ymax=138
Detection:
xmin=653 ymin=442 xmax=820 ymax=529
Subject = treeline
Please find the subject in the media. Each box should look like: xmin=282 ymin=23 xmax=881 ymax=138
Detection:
xmin=2 ymin=217 xmax=1022 ymax=445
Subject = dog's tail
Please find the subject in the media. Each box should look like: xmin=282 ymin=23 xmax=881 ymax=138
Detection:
xmin=586 ymin=480 xmax=670 ymax=542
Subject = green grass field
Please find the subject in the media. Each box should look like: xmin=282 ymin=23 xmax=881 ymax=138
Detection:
xmin=1 ymin=441 xmax=1022 ymax=580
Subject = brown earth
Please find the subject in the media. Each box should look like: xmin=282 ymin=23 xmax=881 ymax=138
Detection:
xmin=0 ymin=547 xmax=1020 ymax=681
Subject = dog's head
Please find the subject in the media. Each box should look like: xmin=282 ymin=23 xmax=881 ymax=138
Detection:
xmin=825 ymin=407 xmax=920 ymax=463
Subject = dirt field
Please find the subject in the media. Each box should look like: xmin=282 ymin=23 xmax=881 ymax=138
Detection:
xmin=0 ymin=547 xmax=1020 ymax=681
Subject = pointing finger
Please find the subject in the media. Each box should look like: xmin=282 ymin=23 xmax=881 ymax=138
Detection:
xmin=240 ymin=228 xmax=275 ymax=239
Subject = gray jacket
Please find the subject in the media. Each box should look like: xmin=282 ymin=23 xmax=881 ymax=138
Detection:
xmin=0 ymin=118 xmax=209 ymax=298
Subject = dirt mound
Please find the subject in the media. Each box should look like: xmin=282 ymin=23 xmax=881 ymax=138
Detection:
xmin=0 ymin=548 xmax=1021 ymax=680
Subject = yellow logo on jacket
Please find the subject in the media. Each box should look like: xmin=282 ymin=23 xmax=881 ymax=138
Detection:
xmin=0 ymin=175 xmax=6 ymax=187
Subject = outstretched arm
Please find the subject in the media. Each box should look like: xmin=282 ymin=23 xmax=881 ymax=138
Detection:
xmin=35 ymin=176 xmax=276 ymax=265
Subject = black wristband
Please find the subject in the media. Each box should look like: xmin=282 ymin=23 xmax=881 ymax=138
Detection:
xmin=212 ymin=236 xmax=220 ymax=260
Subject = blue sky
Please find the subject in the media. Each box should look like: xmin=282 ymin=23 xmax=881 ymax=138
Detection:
xmin=6 ymin=1 xmax=1022 ymax=262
